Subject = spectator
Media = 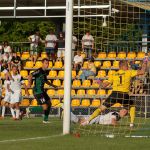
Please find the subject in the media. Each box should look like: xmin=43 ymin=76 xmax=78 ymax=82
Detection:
xmin=78 ymin=57 xmax=96 ymax=81
xmin=2 ymin=52 xmax=12 ymax=71
xmin=82 ymin=31 xmax=94 ymax=59
xmin=57 ymin=32 xmax=65 ymax=61
xmin=3 ymin=41 xmax=12 ymax=55
xmin=11 ymin=51 xmax=21 ymax=72
xmin=72 ymin=35 xmax=77 ymax=59
xmin=0 ymin=45 xmax=3 ymax=56
xmin=45 ymin=30 xmax=57 ymax=60
xmin=73 ymin=51 xmax=83 ymax=71
xmin=28 ymin=31 xmax=42 ymax=65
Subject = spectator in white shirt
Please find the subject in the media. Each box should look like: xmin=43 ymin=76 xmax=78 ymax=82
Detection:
xmin=28 ymin=31 xmax=42 ymax=64
xmin=73 ymin=51 xmax=83 ymax=71
xmin=3 ymin=41 xmax=12 ymax=55
xmin=72 ymin=35 xmax=77 ymax=59
xmin=82 ymin=31 xmax=94 ymax=59
xmin=2 ymin=52 xmax=12 ymax=71
xmin=45 ymin=30 xmax=57 ymax=60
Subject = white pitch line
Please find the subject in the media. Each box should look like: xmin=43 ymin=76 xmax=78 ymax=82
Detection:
xmin=0 ymin=134 xmax=63 ymax=143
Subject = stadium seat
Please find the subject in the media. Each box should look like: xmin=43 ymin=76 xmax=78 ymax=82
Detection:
xmin=97 ymin=89 xmax=106 ymax=95
xmin=58 ymin=70 xmax=64 ymax=78
xmin=72 ymin=80 xmax=81 ymax=87
xmin=41 ymin=52 xmax=48 ymax=59
xmin=24 ymin=80 xmax=29 ymax=86
xmin=71 ymin=99 xmax=80 ymax=107
xmin=48 ymin=61 xmax=53 ymax=68
xmin=57 ymin=89 xmax=64 ymax=96
xmin=47 ymin=89 xmax=55 ymax=96
xmin=51 ymin=99 xmax=60 ymax=107
xmin=108 ymin=52 xmax=116 ymax=58
xmin=137 ymin=52 xmax=145 ymax=59
xmin=112 ymin=103 xmax=122 ymax=107
xmin=25 ymin=61 xmax=34 ymax=68
xmin=77 ymin=70 xmax=83 ymax=76
xmin=77 ymin=89 xmax=85 ymax=96
xmin=22 ymin=52 xmax=30 ymax=60
xmin=91 ymin=80 xmax=99 ymax=87
xmin=127 ymin=52 xmax=136 ymax=59
xmin=82 ymin=80 xmax=91 ymax=87
xmin=102 ymin=61 xmax=111 ymax=68
xmin=107 ymin=90 xmax=112 ymax=95
xmin=94 ymin=61 xmax=101 ymax=68
xmin=34 ymin=61 xmax=43 ymax=68
xmin=98 ymin=52 xmax=106 ymax=59
xmin=72 ymin=70 xmax=76 ymax=78
xmin=48 ymin=70 xmax=57 ymax=78
xmin=91 ymin=99 xmax=101 ymax=107
xmin=22 ymin=89 xmax=25 ymax=96
xmin=82 ymin=61 xmax=88 ymax=69
xmin=30 ymin=99 xmax=38 ymax=106
xmin=28 ymin=89 xmax=33 ymax=96
xmin=81 ymin=52 xmax=86 ymax=59
xmin=80 ymin=99 xmax=90 ymax=107
xmin=17 ymin=52 xmax=21 ymax=57
xmin=87 ymin=89 xmax=96 ymax=95
xmin=20 ymin=70 xmax=28 ymax=78
xmin=112 ymin=61 xmax=119 ymax=68
xmin=117 ymin=52 xmax=126 ymax=59
xmin=71 ymin=89 xmax=76 ymax=96
xmin=53 ymin=79 xmax=61 ymax=87
xmin=20 ymin=99 xmax=30 ymax=106
xmin=108 ymin=70 xmax=116 ymax=78
xmin=0 ymin=72 xmax=5 ymax=79
xmin=53 ymin=61 xmax=63 ymax=68
xmin=96 ymin=70 xmax=106 ymax=78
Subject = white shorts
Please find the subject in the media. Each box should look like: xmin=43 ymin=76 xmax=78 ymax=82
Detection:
xmin=57 ymin=49 xmax=65 ymax=58
xmin=10 ymin=90 xmax=22 ymax=104
xmin=3 ymin=92 xmax=11 ymax=103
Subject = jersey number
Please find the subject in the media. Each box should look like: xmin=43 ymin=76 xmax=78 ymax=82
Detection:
xmin=119 ymin=75 xmax=123 ymax=85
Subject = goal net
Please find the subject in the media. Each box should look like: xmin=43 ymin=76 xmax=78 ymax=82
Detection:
xmin=71 ymin=0 xmax=150 ymax=137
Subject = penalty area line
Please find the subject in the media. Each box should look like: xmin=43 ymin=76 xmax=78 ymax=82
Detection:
xmin=0 ymin=134 xmax=63 ymax=143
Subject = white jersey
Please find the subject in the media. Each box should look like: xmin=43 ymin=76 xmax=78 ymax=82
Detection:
xmin=10 ymin=74 xmax=24 ymax=91
xmin=82 ymin=34 xmax=94 ymax=47
xmin=4 ymin=80 xmax=10 ymax=93
xmin=4 ymin=46 xmax=11 ymax=53
xmin=73 ymin=55 xmax=83 ymax=64
xmin=45 ymin=34 xmax=57 ymax=48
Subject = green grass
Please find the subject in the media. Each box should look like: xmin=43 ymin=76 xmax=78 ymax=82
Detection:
xmin=0 ymin=117 xmax=150 ymax=150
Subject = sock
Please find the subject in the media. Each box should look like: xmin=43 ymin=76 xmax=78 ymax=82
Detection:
xmin=44 ymin=106 xmax=51 ymax=121
xmin=10 ymin=108 xmax=15 ymax=118
xmin=29 ymin=106 xmax=43 ymax=113
xmin=130 ymin=106 xmax=136 ymax=124
xmin=2 ymin=106 xmax=6 ymax=117
xmin=16 ymin=109 xmax=20 ymax=119
xmin=89 ymin=108 xmax=101 ymax=122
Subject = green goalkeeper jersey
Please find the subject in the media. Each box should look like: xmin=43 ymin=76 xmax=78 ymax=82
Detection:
xmin=32 ymin=68 xmax=49 ymax=95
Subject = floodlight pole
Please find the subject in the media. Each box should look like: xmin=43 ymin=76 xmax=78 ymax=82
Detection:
xmin=63 ymin=0 xmax=73 ymax=135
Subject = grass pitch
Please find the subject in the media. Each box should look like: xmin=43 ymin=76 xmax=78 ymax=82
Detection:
xmin=0 ymin=117 xmax=150 ymax=150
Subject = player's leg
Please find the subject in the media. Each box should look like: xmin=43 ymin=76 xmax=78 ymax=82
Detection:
xmin=14 ymin=102 xmax=20 ymax=120
xmin=10 ymin=103 xmax=16 ymax=119
xmin=1 ymin=101 xmax=7 ymax=119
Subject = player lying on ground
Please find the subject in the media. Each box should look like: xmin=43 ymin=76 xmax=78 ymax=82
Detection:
xmin=81 ymin=59 xmax=148 ymax=127
xmin=28 ymin=58 xmax=58 ymax=123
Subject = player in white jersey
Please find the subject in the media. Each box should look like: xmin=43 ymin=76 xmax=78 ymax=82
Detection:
xmin=9 ymin=65 xmax=29 ymax=120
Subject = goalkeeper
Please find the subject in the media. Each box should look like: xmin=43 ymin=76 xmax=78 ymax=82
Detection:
xmin=28 ymin=58 xmax=57 ymax=123
xmin=81 ymin=59 xmax=148 ymax=127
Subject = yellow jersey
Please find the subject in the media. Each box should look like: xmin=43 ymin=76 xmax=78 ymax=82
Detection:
xmin=108 ymin=70 xmax=137 ymax=93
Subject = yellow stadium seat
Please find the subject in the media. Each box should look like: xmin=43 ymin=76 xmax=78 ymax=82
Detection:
xmin=24 ymin=80 xmax=29 ymax=86
xmin=78 ymin=70 xmax=83 ymax=76
xmin=57 ymin=89 xmax=64 ymax=96
xmin=53 ymin=61 xmax=63 ymax=68
xmin=102 ymin=61 xmax=111 ymax=68
xmin=91 ymin=80 xmax=99 ymax=87
xmin=77 ymin=89 xmax=85 ymax=96
xmin=112 ymin=103 xmax=122 ymax=107
xmin=44 ymin=80 xmax=51 ymax=88
xmin=135 ymin=61 xmax=141 ymax=64
xmin=107 ymin=90 xmax=112 ymax=95
xmin=20 ymin=70 xmax=28 ymax=78
xmin=22 ymin=89 xmax=25 ymax=96
xmin=82 ymin=61 xmax=88 ymax=69
xmin=58 ymin=70 xmax=64 ymax=78
xmin=17 ymin=52 xmax=21 ymax=57
xmin=108 ymin=70 xmax=116 ymax=78
xmin=98 ymin=52 xmax=106 ymax=59
xmin=51 ymin=99 xmax=60 ymax=107
xmin=112 ymin=61 xmax=119 ymax=68
xmin=30 ymin=99 xmax=38 ymax=106
xmin=108 ymin=52 xmax=116 ymax=58
xmin=20 ymin=99 xmax=30 ymax=106
xmin=137 ymin=52 xmax=145 ymax=59
xmin=80 ymin=99 xmax=90 ymax=107
xmin=87 ymin=89 xmax=96 ymax=95
xmin=48 ymin=70 xmax=57 ymax=78
xmin=53 ymin=79 xmax=61 ymax=87
xmin=91 ymin=99 xmax=101 ymax=107
xmin=47 ymin=89 xmax=55 ymax=96
xmin=97 ymin=70 xmax=106 ymax=78
xmin=97 ymin=89 xmax=106 ymax=95
xmin=71 ymin=89 xmax=76 ymax=96
xmin=94 ymin=61 xmax=101 ymax=68
xmin=71 ymin=99 xmax=80 ymax=107
xmin=82 ymin=80 xmax=91 ymax=87
xmin=48 ymin=61 xmax=53 ymax=68
xmin=0 ymin=72 xmax=5 ymax=79
xmin=22 ymin=52 xmax=30 ymax=60
xmin=72 ymin=70 xmax=76 ymax=78
xmin=41 ymin=52 xmax=48 ymax=58
xmin=81 ymin=52 xmax=86 ymax=59
xmin=72 ymin=80 xmax=81 ymax=87
xmin=28 ymin=89 xmax=33 ymax=96
xmin=117 ymin=52 xmax=126 ymax=59
xmin=127 ymin=52 xmax=136 ymax=59
xmin=34 ymin=61 xmax=43 ymax=68
xmin=25 ymin=61 xmax=34 ymax=68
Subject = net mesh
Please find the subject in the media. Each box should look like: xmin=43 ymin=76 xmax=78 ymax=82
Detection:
xmin=72 ymin=0 xmax=150 ymax=137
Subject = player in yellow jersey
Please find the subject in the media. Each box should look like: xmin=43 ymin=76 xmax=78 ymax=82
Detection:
xmin=81 ymin=59 xmax=148 ymax=127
